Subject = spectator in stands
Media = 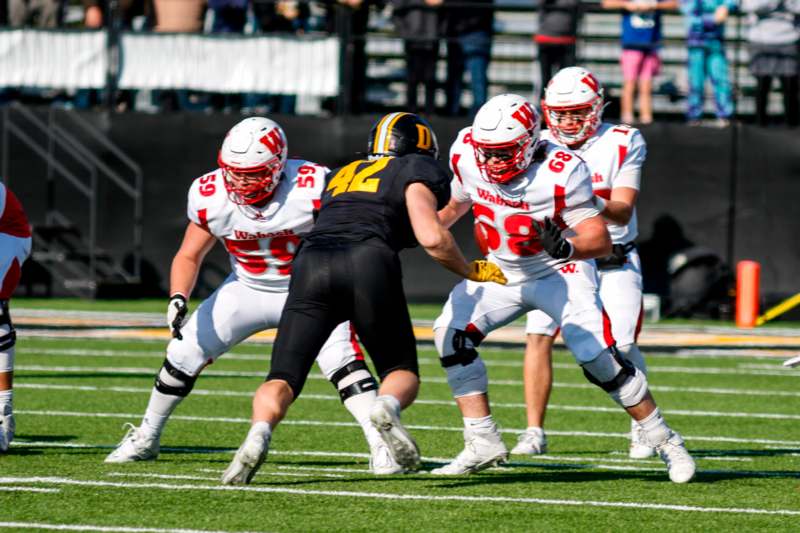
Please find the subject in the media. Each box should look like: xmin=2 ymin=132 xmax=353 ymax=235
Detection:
xmin=680 ymin=0 xmax=734 ymax=126
xmin=325 ymin=0 xmax=373 ymax=114
xmin=442 ymin=0 xmax=493 ymax=117
xmin=150 ymin=0 xmax=206 ymax=111
xmin=602 ymin=0 xmax=678 ymax=124
xmin=7 ymin=0 xmax=63 ymax=27
xmin=534 ymin=0 xmax=582 ymax=98
xmin=82 ymin=0 xmax=151 ymax=29
xmin=78 ymin=1 xmax=152 ymax=111
xmin=152 ymin=0 xmax=205 ymax=32
xmin=741 ymin=0 xmax=800 ymax=127
xmin=208 ymin=0 xmax=247 ymax=33
xmin=391 ymin=0 xmax=441 ymax=115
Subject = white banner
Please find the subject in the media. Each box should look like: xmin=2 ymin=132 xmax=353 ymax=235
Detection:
xmin=0 ymin=30 xmax=107 ymax=89
xmin=0 ymin=30 xmax=339 ymax=96
xmin=118 ymin=33 xmax=339 ymax=95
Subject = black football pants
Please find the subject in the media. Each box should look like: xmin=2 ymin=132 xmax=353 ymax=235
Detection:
xmin=267 ymin=240 xmax=419 ymax=398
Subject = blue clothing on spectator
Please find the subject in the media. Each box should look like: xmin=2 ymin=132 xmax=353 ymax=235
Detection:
xmin=680 ymin=0 xmax=734 ymax=119
xmin=621 ymin=8 xmax=663 ymax=50
xmin=680 ymin=0 xmax=736 ymax=46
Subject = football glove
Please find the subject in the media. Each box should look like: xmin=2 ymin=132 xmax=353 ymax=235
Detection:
xmin=535 ymin=217 xmax=574 ymax=260
xmin=167 ymin=294 xmax=189 ymax=340
xmin=467 ymin=260 xmax=508 ymax=285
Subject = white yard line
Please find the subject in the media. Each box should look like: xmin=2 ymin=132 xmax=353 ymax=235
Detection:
xmin=0 ymin=522 xmax=257 ymax=533
xmin=14 ymin=409 xmax=800 ymax=447
xmin=0 ymin=487 xmax=60 ymax=493
xmin=15 ymin=384 xmax=800 ymax=421
xmin=1 ymin=477 xmax=798 ymax=517
xmin=15 ymin=362 xmax=800 ymax=397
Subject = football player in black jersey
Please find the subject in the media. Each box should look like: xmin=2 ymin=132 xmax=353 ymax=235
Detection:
xmin=222 ymin=112 xmax=507 ymax=484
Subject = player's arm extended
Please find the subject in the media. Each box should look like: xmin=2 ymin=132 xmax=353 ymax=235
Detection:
xmin=568 ymin=215 xmax=612 ymax=260
xmin=169 ymin=222 xmax=217 ymax=298
xmin=597 ymin=186 xmax=638 ymax=225
xmin=407 ymin=183 xmax=473 ymax=278
xmin=437 ymin=196 xmax=472 ymax=229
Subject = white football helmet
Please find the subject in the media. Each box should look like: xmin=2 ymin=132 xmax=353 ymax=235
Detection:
xmin=542 ymin=66 xmax=605 ymax=146
xmin=471 ymin=94 xmax=540 ymax=184
xmin=218 ymin=117 xmax=288 ymax=205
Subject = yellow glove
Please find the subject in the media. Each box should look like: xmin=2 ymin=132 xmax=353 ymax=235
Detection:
xmin=467 ymin=260 xmax=508 ymax=285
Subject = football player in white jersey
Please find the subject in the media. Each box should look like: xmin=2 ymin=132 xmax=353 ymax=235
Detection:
xmin=431 ymin=94 xmax=696 ymax=482
xmin=105 ymin=117 xmax=402 ymax=474
xmin=512 ymin=67 xmax=654 ymax=460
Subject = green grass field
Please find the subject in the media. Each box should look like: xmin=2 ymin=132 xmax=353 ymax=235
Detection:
xmin=1 ymin=304 xmax=799 ymax=532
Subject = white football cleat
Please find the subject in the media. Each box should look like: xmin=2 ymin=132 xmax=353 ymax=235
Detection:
xmin=656 ymin=431 xmax=696 ymax=483
xmin=0 ymin=404 xmax=14 ymax=453
xmin=510 ymin=427 xmax=547 ymax=455
xmin=783 ymin=355 xmax=800 ymax=368
xmin=369 ymin=440 xmax=404 ymax=475
xmin=629 ymin=423 xmax=656 ymax=459
xmin=369 ymin=398 xmax=420 ymax=472
xmin=221 ymin=431 xmax=270 ymax=485
xmin=104 ymin=423 xmax=159 ymax=463
xmin=431 ymin=428 xmax=508 ymax=475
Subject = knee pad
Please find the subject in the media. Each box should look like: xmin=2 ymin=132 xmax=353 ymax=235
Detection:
xmin=618 ymin=343 xmax=647 ymax=375
xmin=155 ymin=358 xmax=198 ymax=397
xmin=329 ymin=360 xmax=378 ymax=403
xmin=435 ymin=327 xmax=488 ymax=398
xmin=581 ymin=346 xmax=648 ymax=408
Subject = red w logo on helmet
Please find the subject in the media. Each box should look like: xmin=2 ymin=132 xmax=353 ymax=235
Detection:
xmin=581 ymin=74 xmax=599 ymax=93
xmin=259 ymin=129 xmax=285 ymax=155
xmin=511 ymin=103 xmax=536 ymax=131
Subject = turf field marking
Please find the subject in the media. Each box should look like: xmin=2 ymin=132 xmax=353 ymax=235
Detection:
xmin=0 ymin=487 xmax=60 ymax=493
xmin=15 ymin=410 xmax=800 ymax=447
xmin=17 ymin=378 xmax=800 ymax=399
xmin=2 ymin=477 xmax=799 ymax=517
xmin=0 ymin=522 xmax=255 ymax=533
xmin=18 ymin=361 xmax=800 ymax=380
xmin=20 ymin=350 xmax=800 ymax=377
xmin=23 ymin=348 xmax=267 ymax=363
xmin=15 ymin=384 xmax=800 ymax=421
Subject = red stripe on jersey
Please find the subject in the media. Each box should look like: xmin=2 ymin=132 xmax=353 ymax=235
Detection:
xmin=618 ymin=145 xmax=628 ymax=170
xmin=197 ymin=208 xmax=209 ymax=232
xmin=0 ymin=258 xmax=21 ymax=299
xmin=600 ymin=307 xmax=616 ymax=348
xmin=451 ymin=153 xmax=463 ymax=184
xmin=0 ymin=189 xmax=31 ymax=238
xmin=312 ymin=199 xmax=321 ymax=211
xmin=634 ymin=297 xmax=644 ymax=342
xmin=553 ymin=185 xmax=568 ymax=229
xmin=594 ymin=188 xmax=612 ymax=200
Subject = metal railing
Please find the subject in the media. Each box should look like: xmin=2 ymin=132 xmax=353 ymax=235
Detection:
xmin=1 ymin=102 xmax=143 ymax=295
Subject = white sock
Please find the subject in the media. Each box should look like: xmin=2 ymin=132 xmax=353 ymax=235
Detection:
xmin=525 ymin=426 xmax=544 ymax=435
xmin=0 ymin=389 xmax=11 ymax=409
xmin=338 ymin=370 xmax=379 ymax=439
xmin=464 ymin=415 xmax=496 ymax=434
xmin=376 ymin=394 xmax=401 ymax=416
xmin=637 ymin=408 xmax=670 ymax=447
xmin=619 ymin=343 xmax=648 ymax=375
xmin=140 ymin=388 xmax=184 ymax=438
xmin=247 ymin=421 xmax=272 ymax=443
